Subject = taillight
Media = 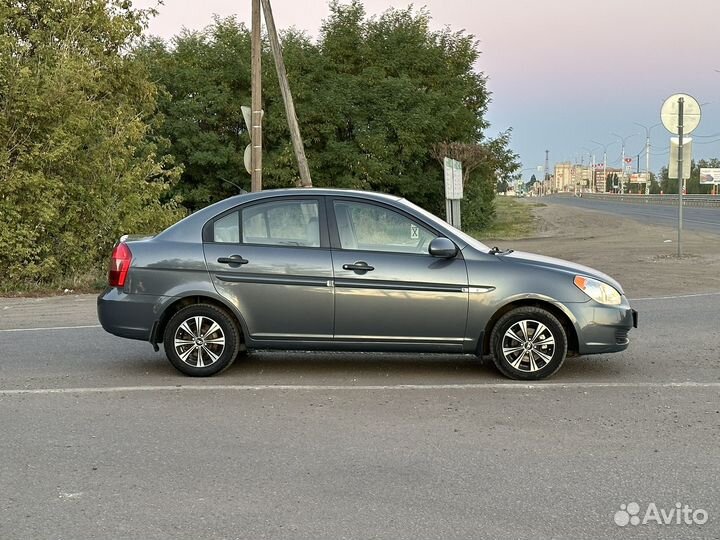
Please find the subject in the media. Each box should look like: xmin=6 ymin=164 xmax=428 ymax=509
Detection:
xmin=108 ymin=243 xmax=132 ymax=287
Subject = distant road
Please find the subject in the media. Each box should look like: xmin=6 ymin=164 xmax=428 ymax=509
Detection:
xmin=545 ymin=195 xmax=720 ymax=235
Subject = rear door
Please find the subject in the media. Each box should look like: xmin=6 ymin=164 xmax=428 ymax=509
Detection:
xmin=328 ymin=197 xmax=469 ymax=349
xmin=203 ymin=196 xmax=334 ymax=342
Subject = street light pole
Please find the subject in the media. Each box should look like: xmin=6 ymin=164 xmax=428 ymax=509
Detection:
xmin=633 ymin=122 xmax=661 ymax=195
xmin=611 ymin=132 xmax=639 ymax=194
xmin=580 ymin=147 xmax=595 ymax=193
xmin=591 ymin=140 xmax=617 ymax=193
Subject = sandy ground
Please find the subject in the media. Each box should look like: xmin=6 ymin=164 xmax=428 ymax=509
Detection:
xmin=485 ymin=200 xmax=720 ymax=298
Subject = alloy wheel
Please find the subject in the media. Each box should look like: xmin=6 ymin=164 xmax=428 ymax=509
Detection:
xmin=173 ymin=315 xmax=226 ymax=368
xmin=500 ymin=319 xmax=556 ymax=373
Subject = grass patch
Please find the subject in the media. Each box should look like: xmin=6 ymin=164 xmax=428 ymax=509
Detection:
xmin=475 ymin=196 xmax=543 ymax=240
xmin=0 ymin=270 xmax=106 ymax=298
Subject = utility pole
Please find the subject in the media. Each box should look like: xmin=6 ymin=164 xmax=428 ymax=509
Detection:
xmin=544 ymin=149 xmax=549 ymax=195
xmin=250 ymin=0 xmax=262 ymax=192
xmin=261 ymin=0 xmax=312 ymax=187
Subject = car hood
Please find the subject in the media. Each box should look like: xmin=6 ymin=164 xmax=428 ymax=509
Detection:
xmin=499 ymin=250 xmax=625 ymax=294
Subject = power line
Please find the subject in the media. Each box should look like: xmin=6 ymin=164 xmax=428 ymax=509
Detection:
xmin=693 ymin=138 xmax=720 ymax=145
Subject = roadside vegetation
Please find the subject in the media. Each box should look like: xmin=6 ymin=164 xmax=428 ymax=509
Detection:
xmin=477 ymin=197 xmax=542 ymax=240
xmin=1 ymin=1 xmax=184 ymax=293
xmin=1 ymin=0 xmax=520 ymax=294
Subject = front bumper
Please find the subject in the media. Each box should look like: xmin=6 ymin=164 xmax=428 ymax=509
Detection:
xmin=97 ymin=288 xmax=166 ymax=341
xmin=569 ymin=302 xmax=637 ymax=355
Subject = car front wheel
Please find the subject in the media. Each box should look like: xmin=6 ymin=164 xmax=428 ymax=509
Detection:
xmin=490 ymin=306 xmax=568 ymax=380
xmin=163 ymin=304 xmax=241 ymax=377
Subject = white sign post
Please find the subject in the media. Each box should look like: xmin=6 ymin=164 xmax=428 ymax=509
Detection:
xmin=443 ymin=157 xmax=463 ymax=229
xmin=661 ymin=93 xmax=702 ymax=257
xmin=668 ymin=137 xmax=693 ymax=180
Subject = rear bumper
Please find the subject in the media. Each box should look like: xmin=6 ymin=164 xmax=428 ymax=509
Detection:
xmin=571 ymin=303 xmax=637 ymax=355
xmin=97 ymin=288 xmax=165 ymax=341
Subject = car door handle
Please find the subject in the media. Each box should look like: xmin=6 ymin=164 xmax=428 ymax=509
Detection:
xmin=217 ymin=255 xmax=249 ymax=266
xmin=342 ymin=261 xmax=374 ymax=273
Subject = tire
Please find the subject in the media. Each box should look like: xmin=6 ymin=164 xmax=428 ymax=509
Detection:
xmin=163 ymin=304 xmax=242 ymax=377
xmin=489 ymin=306 xmax=568 ymax=380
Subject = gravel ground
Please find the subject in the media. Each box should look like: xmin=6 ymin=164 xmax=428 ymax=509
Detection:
xmin=485 ymin=199 xmax=720 ymax=298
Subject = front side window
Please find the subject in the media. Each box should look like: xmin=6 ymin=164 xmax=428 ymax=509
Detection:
xmin=241 ymin=200 xmax=320 ymax=248
xmin=334 ymin=200 xmax=435 ymax=254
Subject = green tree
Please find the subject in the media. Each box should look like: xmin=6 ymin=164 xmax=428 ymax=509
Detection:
xmin=0 ymin=0 xmax=182 ymax=286
xmin=605 ymin=172 xmax=619 ymax=192
xmin=648 ymin=171 xmax=661 ymax=194
xmin=139 ymin=1 xmax=518 ymax=223
xmin=659 ymin=159 xmax=719 ymax=195
xmin=136 ymin=19 xmax=254 ymax=209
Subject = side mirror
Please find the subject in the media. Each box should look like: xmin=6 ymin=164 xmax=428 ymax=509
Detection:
xmin=428 ymin=237 xmax=458 ymax=258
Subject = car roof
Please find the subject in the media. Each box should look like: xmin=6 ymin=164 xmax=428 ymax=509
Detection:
xmin=156 ymin=188 xmax=404 ymax=242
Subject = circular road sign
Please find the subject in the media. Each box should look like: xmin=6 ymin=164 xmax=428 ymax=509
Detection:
xmin=661 ymin=93 xmax=701 ymax=135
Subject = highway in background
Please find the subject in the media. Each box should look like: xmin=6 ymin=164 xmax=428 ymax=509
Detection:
xmin=546 ymin=196 xmax=720 ymax=235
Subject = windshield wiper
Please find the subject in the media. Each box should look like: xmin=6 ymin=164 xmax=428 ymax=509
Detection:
xmin=489 ymin=246 xmax=514 ymax=255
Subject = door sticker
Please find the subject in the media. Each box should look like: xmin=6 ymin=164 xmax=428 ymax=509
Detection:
xmin=410 ymin=224 xmax=419 ymax=239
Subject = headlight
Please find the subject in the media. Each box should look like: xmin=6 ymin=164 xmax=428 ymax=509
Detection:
xmin=573 ymin=275 xmax=622 ymax=305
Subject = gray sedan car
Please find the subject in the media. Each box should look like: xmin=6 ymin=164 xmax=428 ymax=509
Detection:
xmin=98 ymin=188 xmax=637 ymax=379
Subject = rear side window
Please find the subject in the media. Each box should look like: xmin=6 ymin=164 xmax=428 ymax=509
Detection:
xmin=213 ymin=212 xmax=239 ymax=243
xmin=241 ymin=200 xmax=320 ymax=248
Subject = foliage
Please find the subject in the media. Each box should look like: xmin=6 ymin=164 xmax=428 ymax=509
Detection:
xmin=648 ymin=172 xmax=661 ymax=194
xmin=135 ymin=18 xmax=255 ymax=208
xmin=138 ymin=1 xmax=518 ymax=219
xmin=0 ymin=0 xmax=183 ymax=286
xmin=658 ymin=159 xmax=720 ymax=195
xmin=604 ymin=172 xmax=619 ymax=192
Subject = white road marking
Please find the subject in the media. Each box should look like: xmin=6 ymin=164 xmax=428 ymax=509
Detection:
xmin=0 ymin=381 xmax=719 ymax=396
xmin=630 ymin=291 xmax=720 ymax=301
xmin=0 ymin=325 xmax=101 ymax=333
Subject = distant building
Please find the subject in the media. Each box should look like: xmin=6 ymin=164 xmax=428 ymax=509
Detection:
xmin=553 ymin=162 xmax=593 ymax=192
xmin=594 ymin=167 xmax=622 ymax=193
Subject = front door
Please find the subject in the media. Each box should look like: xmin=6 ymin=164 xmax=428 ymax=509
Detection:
xmin=203 ymin=197 xmax=334 ymax=342
xmin=329 ymin=198 xmax=469 ymax=349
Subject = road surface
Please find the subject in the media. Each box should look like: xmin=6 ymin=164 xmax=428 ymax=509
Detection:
xmin=546 ymin=196 xmax=720 ymax=235
xmin=1 ymin=293 xmax=718 ymax=539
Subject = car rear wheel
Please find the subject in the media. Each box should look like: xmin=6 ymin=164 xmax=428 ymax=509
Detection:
xmin=490 ymin=306 xmax=567 ymax=380
xmin=163 ymin=304 xmax=241 ymax=377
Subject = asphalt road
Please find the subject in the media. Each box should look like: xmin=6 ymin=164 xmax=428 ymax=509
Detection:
xmin=546 ymin=196 xmax=720 ymax=235
xmin=1 ymin=293 xmax=719 ymax=539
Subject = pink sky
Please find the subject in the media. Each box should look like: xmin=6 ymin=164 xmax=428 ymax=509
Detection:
xmin=136 ymin=0 xmax=720 ymax=173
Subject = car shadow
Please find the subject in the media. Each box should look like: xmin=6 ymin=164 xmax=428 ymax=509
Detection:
xmin=107 ymin=346 xmax=635 ymax=384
